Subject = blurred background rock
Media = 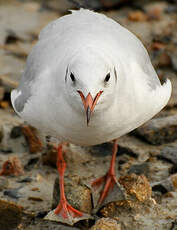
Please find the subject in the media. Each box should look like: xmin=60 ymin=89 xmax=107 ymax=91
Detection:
xmin=0 ymin=0 xmax=177 ymax=230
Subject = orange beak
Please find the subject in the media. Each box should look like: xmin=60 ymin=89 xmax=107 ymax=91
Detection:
xmin=77 ymin=90 xmax=103 ymax=125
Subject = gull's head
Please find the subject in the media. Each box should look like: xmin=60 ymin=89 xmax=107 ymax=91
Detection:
xmin=64 ymin=48 xmax=117 ymax=125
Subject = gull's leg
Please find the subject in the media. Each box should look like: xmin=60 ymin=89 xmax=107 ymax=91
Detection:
xmin=45 ymin=144 xmax=90 ymax=225
xmin=91 ymin=139 xmax=120 ymax=205
xmin=54 ymin=144 xmax=83 ymax=218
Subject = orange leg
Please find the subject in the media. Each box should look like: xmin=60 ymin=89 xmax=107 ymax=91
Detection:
xmin=54 ymin=144 xmax=83 ymax=219
xmin=91 ymin=139 xmax=118 ymax=205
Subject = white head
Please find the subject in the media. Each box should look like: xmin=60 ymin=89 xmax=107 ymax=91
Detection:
xmin=64 ymin=47 xmax=117 ymax=125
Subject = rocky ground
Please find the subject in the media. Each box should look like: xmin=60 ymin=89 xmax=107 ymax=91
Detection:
xmin=0 ymin=0 xmax=177 ymax=229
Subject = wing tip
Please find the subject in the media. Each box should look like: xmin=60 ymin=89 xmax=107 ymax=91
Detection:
xmin=11 ymin=89 xmax=22 ymax=115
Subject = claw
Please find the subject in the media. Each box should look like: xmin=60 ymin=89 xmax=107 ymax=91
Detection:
xmin=45 ymin=202 xmax=91 ymax=225
xmin=90 ymin=140 xmax=126 ymax=211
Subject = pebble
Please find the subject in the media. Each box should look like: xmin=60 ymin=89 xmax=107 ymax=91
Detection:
xmin=118 ymin=174 xmax=152 ymax=202
xmin=28 ymin=196 xmax=43 ymax=202
xmin=0 ymin=156 xmax=24 ymax=176
xmin=22 ymin=125 xmax=43 ymax=153
xmin=90 ymin=218 xmax=121 ymax=230
xmin=134 ymin=115 xmax=177 ymax=145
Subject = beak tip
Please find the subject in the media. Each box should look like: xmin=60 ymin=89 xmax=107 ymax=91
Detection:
xmin=78 ymin=90 xmax=103 ymax=126
xmin=86 ymin=107 xmax=91 ymax=126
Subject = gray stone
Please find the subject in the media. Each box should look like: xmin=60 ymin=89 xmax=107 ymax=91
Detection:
xmin=134 ymin=115 xmax=177 ymax=145
xmin=151 ymin=174 xmax=177 ymax=194
xmin=128 ymin=162 xmax=150 ymax=177
xmin=158 ymin=146 xmax=177 ymax=164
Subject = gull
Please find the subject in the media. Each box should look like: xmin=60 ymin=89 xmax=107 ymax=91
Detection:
xmin=11 ymin=9 xmax=172 ymax=225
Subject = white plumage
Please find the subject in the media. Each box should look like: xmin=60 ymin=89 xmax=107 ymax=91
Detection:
xmin=11 ymin=9 xmax=172 ymax=146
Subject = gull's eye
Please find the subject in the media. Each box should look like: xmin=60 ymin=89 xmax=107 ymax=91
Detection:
xmin=70 ymin=72 xmax=76 ymax=82
xmin=104 ymin=73 xmax=110 ymax=82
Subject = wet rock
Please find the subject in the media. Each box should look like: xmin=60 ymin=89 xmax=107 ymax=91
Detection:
xmin=90 ymin=218 xmax=121 ymax=230
xmin=152 ymin=174 xmax=177 ymax=194
xmin=22 ymin=125 xmax=43 ymax=153
xmin=128 ymin=162 xmax=150 ymax=177
xmin=0 ymin=176 xmax=9 ymax=191
xmin=118 ymin=174 xmax=152 ymax=202
xmin=52 ymin=176 xmax=92 ymax=214
xmin=158 ymin=146 xmax=177 ymax=164
xmin=134 ymin=115 xmax=177 ymax=145
xmin=0 ymin=156 xmax=24 ymax=176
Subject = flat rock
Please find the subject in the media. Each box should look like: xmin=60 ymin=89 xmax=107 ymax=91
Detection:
xmin=158 ymin=146 xmax=177 ymax=164
xmin=134 ymin=115 xmax=177 ymax=145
